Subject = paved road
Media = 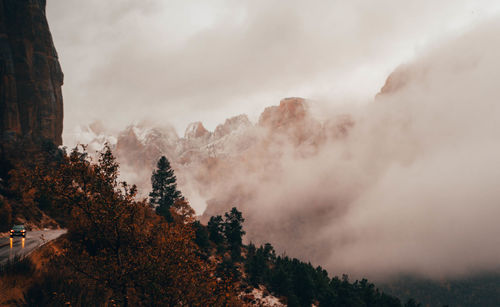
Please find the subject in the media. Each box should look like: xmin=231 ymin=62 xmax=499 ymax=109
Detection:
xmin=0 ymin=229 xmax=66 ymax=264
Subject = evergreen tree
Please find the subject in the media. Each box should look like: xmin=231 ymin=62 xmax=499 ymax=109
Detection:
xmin=149 ymin=156 xmax=182 ymax=222
xmin=207 ymin=215 xmax=224 ymax=246
xmin=245 ymin=243 xmax=275 ymax=286
xmin=192 ymin=220 xmax=210 ymax=252
xmin=223 ymin=207 xmax=245 ymax=260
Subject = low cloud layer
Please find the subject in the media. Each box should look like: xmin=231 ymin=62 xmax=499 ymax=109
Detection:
xmin=241 ymin=19 xmax=500 ymax=280
xmin=47 ymin=0 xmax=500 ymax=140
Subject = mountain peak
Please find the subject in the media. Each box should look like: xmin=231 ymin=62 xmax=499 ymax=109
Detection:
xmin=258 ymin=97 xmax=308 ymax=128
xmin=377 ymin=65 xmax=413 ymax=97
xmin=184 ymin=121 xmax=210 ymax=139
xmin=214 ymin=114 xmax=252 ymax=139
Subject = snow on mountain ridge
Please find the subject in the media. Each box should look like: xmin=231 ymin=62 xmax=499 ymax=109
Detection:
xmin=67 ymin=122 xmax=117 ymax=154
xmin=69 ymin=97 xmax=354 ymax=215
xmin=214 ymin=114 xmax=252 ymax=139
xmin=184 ymin=121 xmax=210 ymax=139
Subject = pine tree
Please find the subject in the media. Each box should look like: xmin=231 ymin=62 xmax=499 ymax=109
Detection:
xmin=207 ymin=215 xmax=224 ymax=246
xmin=223 ymin=207 xmax=245 ymax=260
xmin=192 ymin=220 xmax=210 ymax=252
xmin=149 ymin=156 xmax=182 ymax=222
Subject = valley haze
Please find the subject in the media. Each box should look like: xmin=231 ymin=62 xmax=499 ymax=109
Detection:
xmin=48 ymin=0 xmax=500 ymax=283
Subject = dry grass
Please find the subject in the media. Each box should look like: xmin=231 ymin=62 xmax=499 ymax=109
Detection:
xmin=29 ymin=239 xmax=61 ymax=271
xmin=0 ymin=277 xmax=27 ymax=305
xmin=0 ymin=240 xmax=60 ymax=306
xmin=0 ymin=258 xmax=34 ymax=305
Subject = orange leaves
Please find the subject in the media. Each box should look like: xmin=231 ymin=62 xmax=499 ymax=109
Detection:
xmin=19 ymin=145 xmax=242 ymax=305
xmin=6 ymin=144 xmax=242 ymax=305
xmin=170 ymin=198 xmax=196 ymax=224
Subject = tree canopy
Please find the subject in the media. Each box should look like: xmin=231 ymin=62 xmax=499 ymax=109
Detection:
xmin=19 ymin=146 xmax=238 ymax=306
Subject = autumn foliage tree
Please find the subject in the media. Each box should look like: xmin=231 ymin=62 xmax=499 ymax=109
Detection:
xmin=1 ymin=142 xmax=68 ymax=227
xmin=23 ymin=145 xmax=239 ymax=306
xmin=0 ymin=196 xmax=12 ymax=232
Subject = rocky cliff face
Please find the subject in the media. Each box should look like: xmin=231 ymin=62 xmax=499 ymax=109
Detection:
xmin=0 ymin=0 xmax=64 ymax=152
xmin=259 ymin=97 xmax=308 ymax=128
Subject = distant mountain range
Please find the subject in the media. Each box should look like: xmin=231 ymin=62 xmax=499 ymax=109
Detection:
xmin=72 ymin=97 xmax=354 ymax=215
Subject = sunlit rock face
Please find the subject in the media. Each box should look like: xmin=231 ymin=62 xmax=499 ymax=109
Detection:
xmin=259 ymin=97 xmax=308 ymax=129
xmin=0 ymin=0 xmax=64 ymax=151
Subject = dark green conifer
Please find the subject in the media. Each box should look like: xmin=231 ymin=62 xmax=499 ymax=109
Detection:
xmin=149 ymin=156 xmax=182 ymax=222
xmin=223 ymin=207 xmax=245 ymax=260
xmin=207 ymin=214 xmax=225 ymax=252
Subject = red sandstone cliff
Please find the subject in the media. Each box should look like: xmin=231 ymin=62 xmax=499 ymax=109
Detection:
xmin=0 ymin=0 xmax=64 ymax=152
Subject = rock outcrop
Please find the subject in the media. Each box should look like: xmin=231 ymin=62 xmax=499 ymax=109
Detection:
xmin=259 ymin=97 xmax=325 ymax=147
xmin=0 ymin=0 xmax=64 ymax=153
xmin=258 ymin=97 xmax=308 ymax=129
xmin=376 ymin=64 xmax=415 ymax=97
xmin=213 ymin=114 xmax=251 ymax=139
xmin=184 ymin=122 xmax=210 ymax=140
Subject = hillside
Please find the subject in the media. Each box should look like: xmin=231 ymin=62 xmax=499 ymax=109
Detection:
xmin=0 ymin=145 xmax=414 ymax=306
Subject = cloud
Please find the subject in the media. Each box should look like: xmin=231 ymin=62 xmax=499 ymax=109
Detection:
xmin=46 ymin=0 xmax=500 ymax=142
xmin=236 ymin=18 xmax=500 ymax=280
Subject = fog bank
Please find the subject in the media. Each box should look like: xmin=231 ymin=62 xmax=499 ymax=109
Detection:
xmin=206 ymin=19 xmax=500 ymax=280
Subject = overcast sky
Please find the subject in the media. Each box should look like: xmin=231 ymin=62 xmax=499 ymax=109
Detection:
xmin=46 ymin=0 xmax=500 ymax=142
